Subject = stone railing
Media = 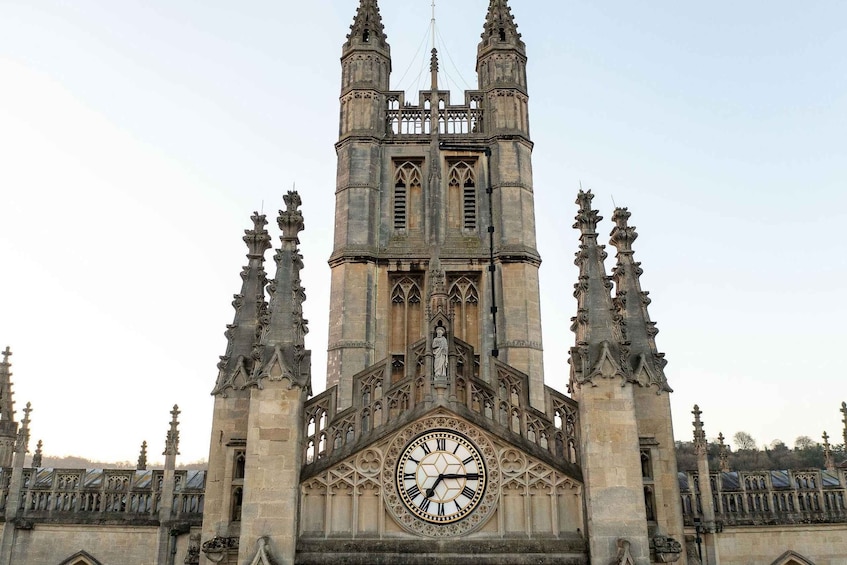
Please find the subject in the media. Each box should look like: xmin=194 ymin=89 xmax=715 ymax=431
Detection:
xmin=386 ymin=91 xmax=484 ymax=137
xmin=303 ymin=346 xmax=579 ymax=471
xmin=0 ymin=467 xmax=205 ymax=524
xmin=679 ymin=469 xmax=847 ymax=526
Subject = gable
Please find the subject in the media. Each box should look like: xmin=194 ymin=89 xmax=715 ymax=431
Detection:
xmin=58 ymin=551 xmax=103 ymax=565
xmin=771 ymin=551 xmax=816 ymax=565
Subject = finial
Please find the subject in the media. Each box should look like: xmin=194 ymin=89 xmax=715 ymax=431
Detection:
xmin=573 ymin=190 xmax=600 ymax=236
xmin=279 ymin=191 xmax=305 ymax=243
xmin=692 ymin=404 xmax=707 ymax=454
xmin=16 ymin=402 xmax=32 ymax=453
xmin=32 ymin=439 xmax=42 ymax=468
xmin=137 ymin=440 xmax=148 ymax=471
xmin=609 ymin=207 xmax=637 ymax=253
xmin=717 ymin=432 xmax=729 ymax=472
xmin=430 ymin=48 xmax=439 ymax=91
xmin=1 ymin=346 xmax=10 ymax=363
xmin=164 ymin=405 xmax=180 ymax=456
xmin=823 ymin=431 xmax=835 ymax=471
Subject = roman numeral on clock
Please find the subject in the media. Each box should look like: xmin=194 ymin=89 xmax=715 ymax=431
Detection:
xmin=462 ymin=486 xmax=475 ymax=499
xmin=407 ymin=485 xmax=421 ymax=499
xmin=419 ymin=498 xmax=431 ymax=512
xmin=421 ymin=442 xmax=431 ymax=455
xmin=436 ymin=438 xmax=446 ymax=451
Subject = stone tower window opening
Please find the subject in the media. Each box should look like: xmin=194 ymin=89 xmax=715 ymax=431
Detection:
xmin=449 ymin=276 xmax=480 ymax=349
xmin=390 ymin=276 xmax=422 ymax=381
xmin=447 ymin=161 xmax=477 ymax=231
xmin=231 ymin=486 xmax=243 ymax=522
xmin=393 ymin=161 xmax=422 ymax=231
xmin=233 ymin=451 xmax=246 ymax=480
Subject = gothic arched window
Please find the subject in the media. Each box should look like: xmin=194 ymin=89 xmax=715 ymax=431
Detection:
xmin=447 ymin=161 xmax=476 ymax=231
xmin=449 ymin=276 xmax=479 ymax=349
xmin=394 ymin=161 xmax=422 ymax=231
xmin=390 ymin=276 xmax=422 ymax=380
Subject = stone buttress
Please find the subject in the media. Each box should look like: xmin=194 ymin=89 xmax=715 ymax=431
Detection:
xmin=568 ymin=190 xmax=651 ymax=564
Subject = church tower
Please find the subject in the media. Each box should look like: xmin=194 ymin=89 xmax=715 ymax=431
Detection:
xmin=200 ymin=2 xmax=684 ymax=564
xmin=327 ymin=0 xmax=545 ymax=411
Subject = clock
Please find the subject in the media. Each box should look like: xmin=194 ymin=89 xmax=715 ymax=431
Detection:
xmin=384 ymin=415 xmax=499 ymax=536
xmin=395 ymin=429 xmax=486 ymax=524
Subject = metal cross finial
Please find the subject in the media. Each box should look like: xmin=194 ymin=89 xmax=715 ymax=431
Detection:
xmin=1 ymin=346 xmax=10 ymax=361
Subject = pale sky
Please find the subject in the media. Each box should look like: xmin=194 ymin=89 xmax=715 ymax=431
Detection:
xmin=1 ymin=1 xmax=845 ymax=464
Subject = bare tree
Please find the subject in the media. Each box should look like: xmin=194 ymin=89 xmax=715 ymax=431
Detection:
xmin=733 ymin=431 xmax=757 ymax=451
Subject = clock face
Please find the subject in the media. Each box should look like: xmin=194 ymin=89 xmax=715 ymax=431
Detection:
xmin=396 ymin=429 xmax=487 ymax=524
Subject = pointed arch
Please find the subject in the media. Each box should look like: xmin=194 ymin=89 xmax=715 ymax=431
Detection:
xmin=447 ymin=160 xmax=477 ymax=230
xmin=449 ymin=275 xmax=480 ymax=349
xmin=393 ymin=161 xmax=422 ymax=231
xmin=770 ymin=551 xmax=816 ymax=565
xmin=58 ymin=551 xmax=104 ymax=565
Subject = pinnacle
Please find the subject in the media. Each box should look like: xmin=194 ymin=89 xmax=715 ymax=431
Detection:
xmin=481 ymin=0 xmax=522 ymax=45
xmin=344 ymin=0 xmax=388 ymax=51
xmin=610 ymin=206 xmax=671 ymax=392
xmin=213 ymin=211 xmax=271 ymax=395
xmin=569 ymin=190 xmax=631 ymax=389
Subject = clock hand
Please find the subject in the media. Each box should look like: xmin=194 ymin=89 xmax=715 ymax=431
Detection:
xmin=425 ymin=475 xmax=444 ymax=499
xmin=440 ymin=473 xmax=481 ymax=480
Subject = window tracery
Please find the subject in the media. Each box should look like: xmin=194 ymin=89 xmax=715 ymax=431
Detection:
xmin=449 ymin=276 xmax=480 ymax=349
xmin=390 ymin=276 xmax=422 ymax=381
xmin=447 ymin=161 xmax=477 ymax=231
xmin=394 ymin=162 xmax=422 ymax=231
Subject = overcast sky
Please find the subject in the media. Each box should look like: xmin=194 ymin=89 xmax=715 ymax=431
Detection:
xmin=1 ymin=1 xmax=845 ymax=464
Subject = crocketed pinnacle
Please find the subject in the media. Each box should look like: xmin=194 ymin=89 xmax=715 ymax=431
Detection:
xmin=32 ymin=439 xmax=43 ymax=468
xmin=610 ymin=207 xmax=672 ymax=393
xmin=15 ymin=402 xmax=31 ymax=455
xmin=163 ymin=405 xmax=180 ymax=457
xmin=252 ymin=191 xmax=311 ymax=390
xmin=569 ymin=190 xmax=632 ymax=390
xmin=0 ymin=347 xmax=17 ymax=438
xmin=692 ymin=404 xmax=707 ymax=455
xmin=479 ymin=0 xmax=524 ymax=51
xmin=137 ymin=440 xmax=148 ymax=471
xmin=343 ymin=0 xmax=389 ymax=52
xmin=212 ymin=213 xmax=271 ymax=395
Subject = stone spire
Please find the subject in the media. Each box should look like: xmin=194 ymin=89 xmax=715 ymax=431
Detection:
xmin=212 ymin=212 xmax=271 ymax=395
xmin=610 ymin=207 xmax=672 ymax=392
xmin=343 ymin=0 xmax=389 ymax=52
xmin=479 ymin=0 xmax=524 ymax=52
xmin=0 ymin=347 xmax=18 ymax=467
xmin=569 ymin=191 xmax=632 ymax=390
xmin=252 ymin=192 xmax=311 ymax=390
xmin=137 ymin=440 xmax=148 ymax=471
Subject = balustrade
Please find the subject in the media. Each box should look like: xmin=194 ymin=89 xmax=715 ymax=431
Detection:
xmin=680 ymin=469 xmax=847 ymax=526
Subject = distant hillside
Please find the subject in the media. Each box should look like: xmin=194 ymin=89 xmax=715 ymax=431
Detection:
xmin=24 ymin=455 xmax=207 ymax=471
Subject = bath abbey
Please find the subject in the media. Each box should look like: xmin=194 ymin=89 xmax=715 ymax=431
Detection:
xmin=1 ymin=1 xmax=846 ymax=564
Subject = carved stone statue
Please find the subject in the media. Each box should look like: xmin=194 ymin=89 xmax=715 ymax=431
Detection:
xmin=433 ymin=326 xmax=448 ymax=379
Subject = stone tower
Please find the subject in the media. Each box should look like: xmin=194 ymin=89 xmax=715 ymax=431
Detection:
xmin=327 ymin=0 xmax=545 ymax=411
